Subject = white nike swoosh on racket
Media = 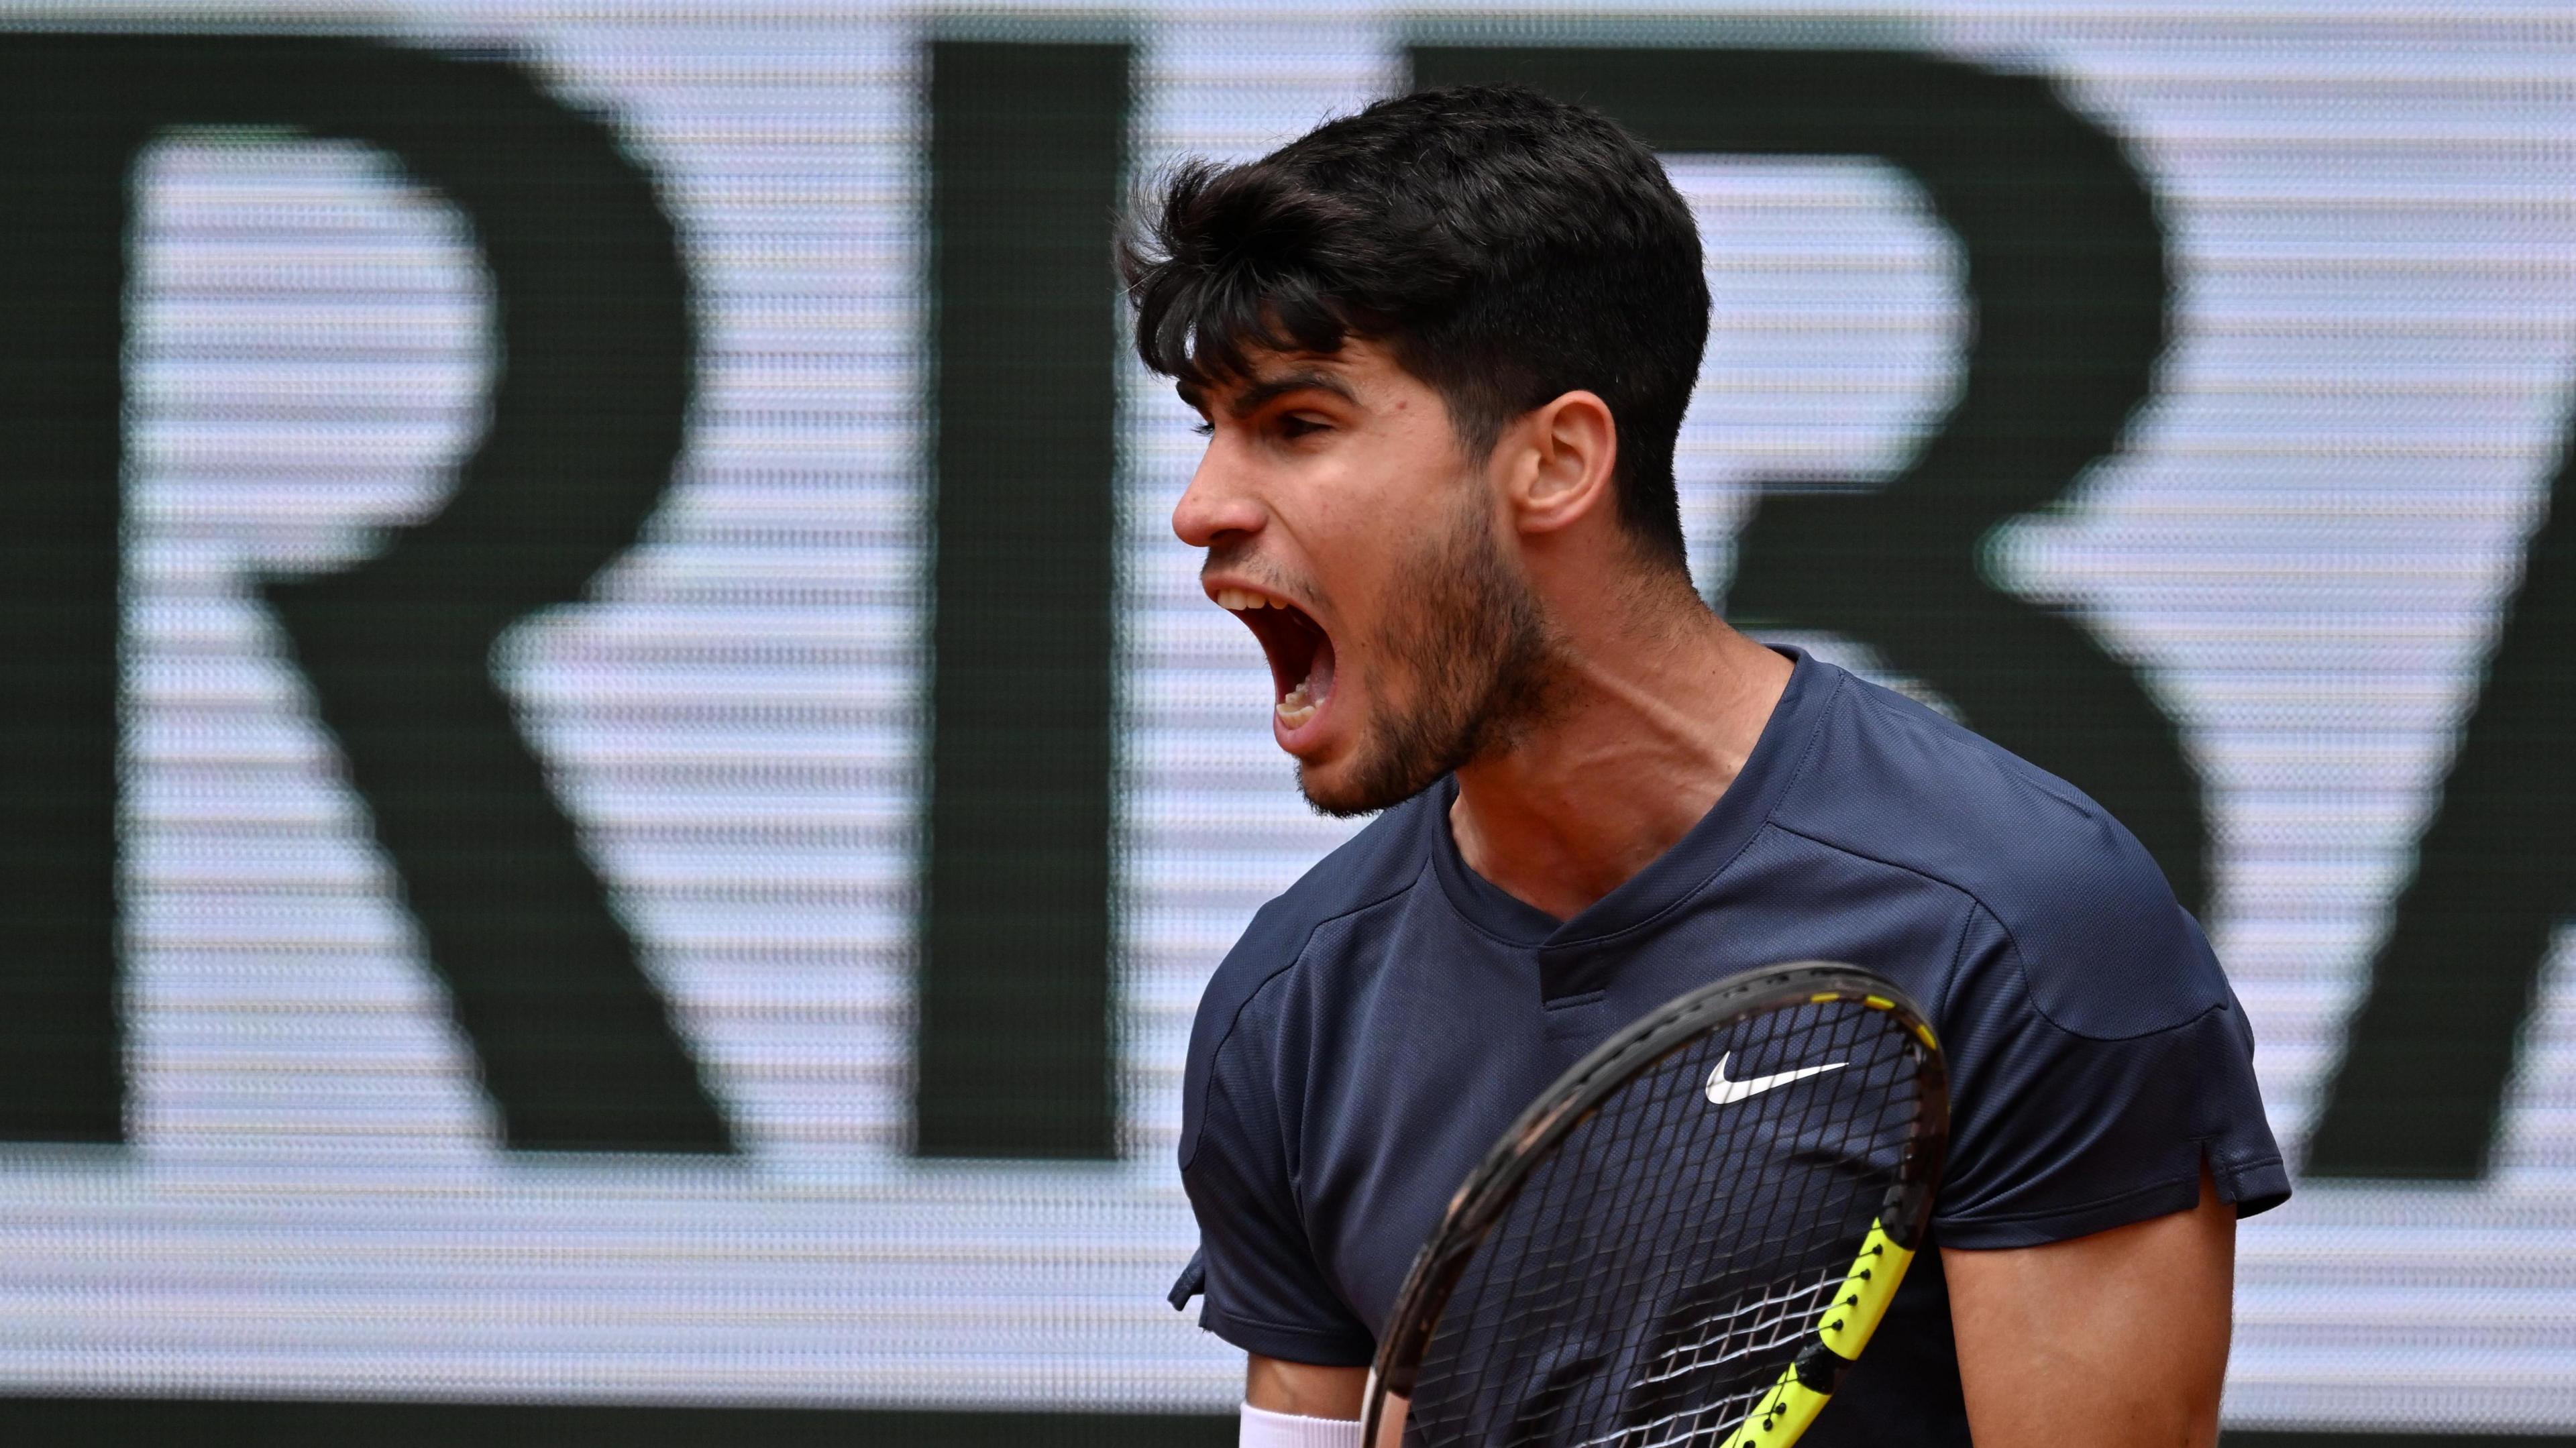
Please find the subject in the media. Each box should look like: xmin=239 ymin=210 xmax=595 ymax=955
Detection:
xmin=1704 ymin=1053 xmax=1847 ymax=1106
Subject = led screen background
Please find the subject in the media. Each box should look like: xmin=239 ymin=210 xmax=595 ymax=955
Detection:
xmin=0 ymin=1 xmax=2571 ymax=1439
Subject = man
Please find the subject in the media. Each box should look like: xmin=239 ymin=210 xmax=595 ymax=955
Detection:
xmin=1127 ymin=85 xmax=2287 ymax=1447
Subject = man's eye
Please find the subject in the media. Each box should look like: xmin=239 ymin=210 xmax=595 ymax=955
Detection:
xmin=1279 ymin=414 xmax=1330 ymax=439
xmin=1191 ymin=419 xmax=1214 ymax=437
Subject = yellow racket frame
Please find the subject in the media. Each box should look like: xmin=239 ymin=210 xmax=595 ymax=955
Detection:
xmin=1721 ymin=994 xmax=1942 ymax=1446
xmin=1719 ymin=1217 xmax=1915 ymax=1447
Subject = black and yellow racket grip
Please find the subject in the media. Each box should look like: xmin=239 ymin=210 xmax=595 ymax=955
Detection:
xmin=1720 ymin=1218 xmax=1917 ymax=1447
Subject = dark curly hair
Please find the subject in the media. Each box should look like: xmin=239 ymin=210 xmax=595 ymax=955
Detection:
xmin=1121 ymin=83 xmax=1710 ymax=568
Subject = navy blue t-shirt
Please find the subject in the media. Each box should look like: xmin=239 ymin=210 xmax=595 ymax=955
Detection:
xmin=1171 ymin=648 xmax=2289 ymax=1445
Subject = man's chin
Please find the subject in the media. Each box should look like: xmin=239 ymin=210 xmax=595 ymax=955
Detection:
xmin=1292 ymin=742 xmax=1446 ymax=820
xmin=1293 ymin=764 xmax=1384 ymax=820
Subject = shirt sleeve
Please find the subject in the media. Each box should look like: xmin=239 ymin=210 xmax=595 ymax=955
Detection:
xmin=1179 ymin=1040 xmax=1377 ymax=1366
xmin=1930 ymin=899 xmax=2291 ymax=1250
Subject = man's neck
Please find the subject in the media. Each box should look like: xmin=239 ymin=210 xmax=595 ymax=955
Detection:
xmin=1448 ymin=594 xmax=1792 ymax=923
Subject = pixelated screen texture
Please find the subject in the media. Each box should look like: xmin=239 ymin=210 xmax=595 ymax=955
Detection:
xmin=0 ymin=0 xmax=2566 ymax=1431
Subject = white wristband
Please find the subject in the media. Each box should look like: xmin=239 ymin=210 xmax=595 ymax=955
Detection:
xmin=1240 ymin=1399 xmax=1364 ymax=1447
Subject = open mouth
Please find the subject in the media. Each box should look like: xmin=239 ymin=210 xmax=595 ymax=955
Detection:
xmin=1214 ymin=586 xmax=1338 ymax=734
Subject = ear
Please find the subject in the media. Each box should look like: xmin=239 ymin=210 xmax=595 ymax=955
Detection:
xmin=1501 ymin=390 xmax=1619 ymax=539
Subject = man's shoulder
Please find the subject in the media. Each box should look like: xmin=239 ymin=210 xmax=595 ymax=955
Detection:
xmin=1176 ymin=790 xmax=1440 ymax=1165
xmin=1223 ymin=789 xmax=1442 ymax=978
xmin=1203 ymin=790 xmax=1442 ymax=1020
xmin=1778 ymin=668 xmax=2222 ymax=1038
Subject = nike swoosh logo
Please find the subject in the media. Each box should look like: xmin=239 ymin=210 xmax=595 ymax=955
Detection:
xmin=1705 ymin=1053 xmax=1847 ymax=1106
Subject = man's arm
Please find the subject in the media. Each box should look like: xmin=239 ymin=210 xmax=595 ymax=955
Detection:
xmin=1946 ymin=1170 xmax=2237 ymax=1448
xmin=1248 ymin=1358 xmax=1418 ymax=1447
xmin=1246 ymin=1355 xmax=1362 ymax=1418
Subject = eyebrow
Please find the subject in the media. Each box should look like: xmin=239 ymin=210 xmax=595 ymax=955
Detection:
xmin=1176 ymin=368 xmax=1357 ymax=422
xmin=1229 ymin=369 xmax=1356 ymax=417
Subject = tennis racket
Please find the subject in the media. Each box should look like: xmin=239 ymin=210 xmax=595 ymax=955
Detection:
xmin=1360 ymin=962 xmax=1948 ymax=1448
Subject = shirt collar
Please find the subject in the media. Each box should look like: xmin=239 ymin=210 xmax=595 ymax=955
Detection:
xmin=1425 ymin=645 xmax=1841 ymax=997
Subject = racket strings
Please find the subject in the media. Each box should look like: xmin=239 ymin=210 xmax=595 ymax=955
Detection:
xmin=1405 ymin=999 xmax=1925 ymax=1447
xmin=1633 ymin=1270 xmax=1841 ymax=1380
xmin=1623 ymin=1006 xmax=1891 ymax=1443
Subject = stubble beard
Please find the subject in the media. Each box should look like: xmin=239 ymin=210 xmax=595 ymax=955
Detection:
xmin=1297 ymin=494 xmax=1562 ymax=818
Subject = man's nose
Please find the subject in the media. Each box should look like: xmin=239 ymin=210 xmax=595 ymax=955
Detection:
xmin=1171 ymin=446 xmax=1266 ymax=548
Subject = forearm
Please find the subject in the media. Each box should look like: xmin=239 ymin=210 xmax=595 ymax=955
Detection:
xmin=1244 ymin=1357 xmax=1411 ymax=1447
xmin=1246 ymin=1355 xmax=1364 ymax=1417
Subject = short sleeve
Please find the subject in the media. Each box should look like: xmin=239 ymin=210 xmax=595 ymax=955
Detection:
xmin=1931 ymin=902 xmax=2290 ymax=1250
xmin=1175 ymin=1027 xmax=1377 ymax=1366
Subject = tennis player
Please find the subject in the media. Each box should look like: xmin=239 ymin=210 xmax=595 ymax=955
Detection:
xmin=1128 ymin=85 xmax=2289 ymax=1448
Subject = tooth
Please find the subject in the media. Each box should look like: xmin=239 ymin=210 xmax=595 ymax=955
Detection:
xmin=1217 ymin=588 xmax=1246 ymax=610
xmin=1277 ymin=681 xmax=1316 ymax=728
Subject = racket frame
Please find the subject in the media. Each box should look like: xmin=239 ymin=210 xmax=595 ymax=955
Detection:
xmin=1359 ymin=960 xmax=1949 ymax=1447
